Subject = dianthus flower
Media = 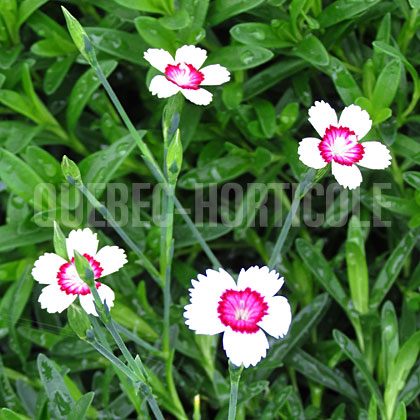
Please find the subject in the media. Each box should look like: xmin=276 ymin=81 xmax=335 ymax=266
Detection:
xmin=298 ymin=101 xmax=391 ymax=189
xmin=144 ymin=45 xmax=230 ymax=105
xmin=184 ymin=266 xmax=291 ymax=368
xmin=32 ymin=228 xmax=127 ymax=316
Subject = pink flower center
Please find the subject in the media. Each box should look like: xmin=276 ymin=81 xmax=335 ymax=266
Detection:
xmin=57 ymin=254 xmax=103 ymax=295
xmin=318 ymin=125 xmax=365 ymax=166
xmin=217 ymin=288 xmax=268 ymax=334
xmin=165 ymin=63 xmax=204 ymax=90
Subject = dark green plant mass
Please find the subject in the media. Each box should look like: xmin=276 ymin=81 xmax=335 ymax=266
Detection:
xmin=0 ymin=0 xmax=420 ymax=419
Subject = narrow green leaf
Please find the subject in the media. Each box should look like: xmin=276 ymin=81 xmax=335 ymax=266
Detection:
xmin=393 ymin=402 xmax=406 ymax=420
xmin=261 ymin=386 xmax=292 ymax=419
xmin=0 ymin=355 xmax=25 ymax=413
xmin=85 ymin=28 xmax=148 ymax=66
xmin=0 ymin=45 xmax=23 ymax=69
xmin=370 ymin=229 xmax=420 ymax=310
xmin=0 ymin=89 xmax=37 ymax=121
xmin=78 ymin=134 xmax=138 ymax=198
xmin=66 ymin=392 xmax=95 ymax=420
xmin=134 ymin=16 xmax=176 ymax=51
xmin=408 ymin=0 xmax=420 ymax=8
xmin=346 ymin=216 xmax=369 ymax=314
xmin=53 ymin=221 xmax=67 ymax=260
xmin=385 ymin=331 xmax=420 ymax=419
xmin=17 ymin=0 xmax=48 ymax=27
xmin=296 ymin=239 xmax=350 ymax=312
xmin=44 ymin=54 xmax=76 ymax=95
xmin=31 ymin=38 xmax=77 ymax=57
xmin=66 ymin=60 xmax=117 ymax=131
xmin=230 ymin=22 xmax=292 ymax=48
xmin=243 ymin=58 xmax=306 ymax=99
xmin=368 ymin=397 xmax=377 ymax=420
xmin=113 ymin=0 xmax=166 ymax=13
xmin=285 ymin=348 xmax=358 ymax=401
xmin=206 ymin=45 xmax=273 ymax=71
xmin=402 ymin=171 xmax=420 ymax=189
xmin=318 ymin=0 xmax=381 ymax=28
xmin=0 ymin=408 xmax=32 ymax=420
xmin=381 ymin=301 xmax=399 ymax=383
xmin=260 ymin=293 xmax=330 ymax=368
xmin=0 ymin=147 xmax=55 ymax=211
xmin=178 ymin=155 xmax=253 ymax=189
xmin=208 ymin=0 xmax=264 ymax=25
xmin=374 ymin=193 xmax=420 ymax=216
xmin=173 ymin=223 xmax=232 ymax=248
xmin=293 ymin=35 xmax=329 ymax=66
xmin=0 ymin=223 xmax=51 ymax=252
xmin=322 ymin=57 xmax=363 ymax=105
xmin=333 ymin=330 xmax=385 ymax=412
xmin=37 ymin=354 xmax=74 ymax=420
xmin=24 ymin=145 xmax=62 ymax=185
xmin=372 ymin=59 xmax=401 ymax=108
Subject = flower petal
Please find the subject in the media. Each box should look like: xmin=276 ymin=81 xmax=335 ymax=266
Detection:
xmin=358 ymin=141 xmax=392 ymax=169
xmin=38 ymin=284 xmax=76 ymax=313
xmin=258 ymin=296 xmax=292 ymax=339
xmin=66 ymin=228 xmax=99 ymax=260
xmin=181 ymin=88 xmax=213 ymax=105
xmin=298 ymin=137 xmax=328 ymax=169
xmin=95 ymin=246 xmax=127 ymax=277
xmin=175 ymin=45 xmax=207 ymax=69
xmin=79 ymin=284 xmax=115 ymax=316
xmin=331 ymin=161 xmax=362 ymax=190
xmin=223 ymin=328 xmax=269 ymax=368
xmin=237 ymin=266 xmax=284 ymax=298
xmin=184 ymin=268 xmax=236 ymax=335
xmin=339 ymin=104 xmax=372 ymax=140
xmin=149 ymin=75 xmax=181 ymax=98
xmin=308 ymin=101 xmax=338 ymax=137
xmin=32 ymin=253 xmax=67 ymax=285
xmin=144 ymin=48 xmax=175 ymax=73
xmin=200 ymin=64 xmax=230 ymax=86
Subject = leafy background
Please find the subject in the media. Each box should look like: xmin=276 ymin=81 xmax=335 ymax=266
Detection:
xmin=0 ymin=0 xmax=420 ymax=419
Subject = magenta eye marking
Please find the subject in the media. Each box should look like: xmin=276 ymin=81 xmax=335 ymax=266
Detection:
xmin=217 ymin=287 xmax=269 ymax=334
xmin=57 ymin=254 xmax=103 ymax=295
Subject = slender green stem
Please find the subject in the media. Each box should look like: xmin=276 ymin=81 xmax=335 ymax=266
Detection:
xmin=228 ymin=363 xmax=243 ymax=420
xmin=68 ymin=177 xmax=161 ymax=283
xmin=268 ymin=169 xmax=316 ymax=269
xmin=90 ymin=298 xmax=166 ymax=420
xmin=91 ymin=61 xmax=221 ymax=268
xmin=160 ymin=186 xmax=187 ymax=418
xmin=174 ymin=197 xmax=221 ymax=268
xmin=94 ymin=63 xmax=165 ymax=183
xmin=88 ymin=339 xmax=139 ymax=382
xmin=114 ymin=322 xmax=163 ymax=356
xmin=106 ymin=320 xmax=147 ymax=381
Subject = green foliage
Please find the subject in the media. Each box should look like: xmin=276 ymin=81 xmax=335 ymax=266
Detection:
xmin=0 ymin=1 xmax=420 ymax=420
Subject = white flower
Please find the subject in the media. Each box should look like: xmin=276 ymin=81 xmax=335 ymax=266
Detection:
xmin=298 ymin=101 xmax=392 ymax=190
xmin=144 ymin=45 xmax=230 ymax=106
xmin=32 ymin=228 xmax=127 ymax=316
xmin=183 ymin=266 xmax=291 ymax=368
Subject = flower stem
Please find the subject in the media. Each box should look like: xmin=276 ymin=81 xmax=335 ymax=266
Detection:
xmin=91 ymin=60 xmax=221 ymax=269
xmin=90 ymin=309 xmax=166 ymax=420
xmin=228 ymin=362 xmax=243 ymax=420
xmin=68 ymin=177 xmax=162 ymax=283
xmin=268 ymin=169 xmax=317 ymax=269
